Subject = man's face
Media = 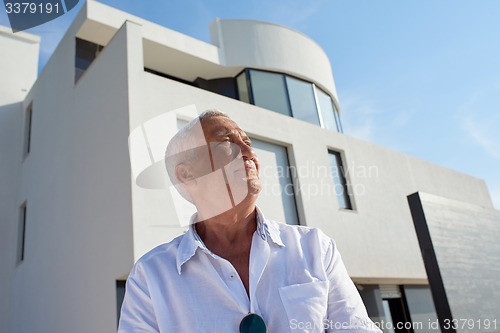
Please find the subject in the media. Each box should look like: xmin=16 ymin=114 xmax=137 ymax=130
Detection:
xmin=198 ymin=116 xmax=261 ymax=199
xmin=181 ymin=116 xmax=261 ymax=209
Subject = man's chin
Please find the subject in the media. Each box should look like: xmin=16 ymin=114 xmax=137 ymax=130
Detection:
xmin=247 ymin=179 xmax=262 ymax=196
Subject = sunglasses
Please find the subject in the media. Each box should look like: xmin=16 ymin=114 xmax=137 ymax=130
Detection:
xmin=239 ymin=313 xmax=267 ymax=333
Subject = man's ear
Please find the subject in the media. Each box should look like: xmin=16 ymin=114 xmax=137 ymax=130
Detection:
xmin=176 ymin=163 xmax=194 ymax=184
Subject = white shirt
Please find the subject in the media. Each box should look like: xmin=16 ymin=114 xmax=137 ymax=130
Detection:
xmin=118 ymin=208 xmax=382 ymax=332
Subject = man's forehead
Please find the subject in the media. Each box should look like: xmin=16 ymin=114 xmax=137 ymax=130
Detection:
xmin=202 ymin=117 xmax=246 ymax=137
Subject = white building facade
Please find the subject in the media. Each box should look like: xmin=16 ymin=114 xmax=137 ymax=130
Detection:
xmin=1 ymin=2 xmax=498 ymax=333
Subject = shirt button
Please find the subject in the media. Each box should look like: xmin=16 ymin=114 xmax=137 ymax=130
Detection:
xmin=229 ymin=273 xmax=235 ymax=280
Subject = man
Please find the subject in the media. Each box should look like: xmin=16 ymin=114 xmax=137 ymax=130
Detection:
xmin=118 ymin=110 xmax=381 ymax=332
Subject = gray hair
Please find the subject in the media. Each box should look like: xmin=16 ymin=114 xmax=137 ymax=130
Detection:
xmin=165 ymin=109 xmax=229 ymax=202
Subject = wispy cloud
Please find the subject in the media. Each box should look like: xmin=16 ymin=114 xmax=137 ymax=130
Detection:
xmin=256 ymin=0 xmax=327 ymax=30
xmin=391 ymin=109 xmax=414 ymax=128
xmin=461 ymin=115 xmax=500 ymax=160
xmin=340 ymin=94 xmax=379 ymax=141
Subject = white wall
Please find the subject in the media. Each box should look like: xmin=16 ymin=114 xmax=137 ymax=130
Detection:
xmin=0 ymin=26 xmax=39 ymax=333
xmin=0 ymin=26 xmax=39 ymax=103
xmin=7 ymin=14 xmax=135 ymax=333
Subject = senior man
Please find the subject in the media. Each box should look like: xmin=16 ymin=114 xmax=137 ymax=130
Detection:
xmin=118 ymin=110 xmax=381 ymax=333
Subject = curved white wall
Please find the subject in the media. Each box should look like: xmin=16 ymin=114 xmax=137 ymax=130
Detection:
xmin=211 ymin=19 xmax=339 ymax=107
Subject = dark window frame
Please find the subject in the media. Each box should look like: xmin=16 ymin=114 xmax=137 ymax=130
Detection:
xmin=23 ymin=102 xmax=33 ymax=158
xmin=17 ymin=202 xmax=27 ymax=264
xmin=328 ymin=150 xmax=354 ymax=211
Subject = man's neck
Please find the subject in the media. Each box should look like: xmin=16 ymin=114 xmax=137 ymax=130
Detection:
xmin=195 ymin=202 xmax=257 ymax=249
xmin=195 ymin=202 xmax=257 ymax=296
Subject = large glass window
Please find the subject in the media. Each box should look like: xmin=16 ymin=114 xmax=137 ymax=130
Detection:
xmin=238 ymin=69 xmax=342 ymax=132
xmin=236 ymin=71 xmax=250 ymax=103
xmin=286 ymin=76 xmax=320 ymax=126
xmin=252 ymin=139 xmax=299 ymax=225
xmin=316 ymin=87 xmax=340 ymax=132
xmin=328 ymin=151 xmax=353 ymax=210
xmin=334 ymin=107 xmax=343 ymax=133
xmin=248 ymin=70 xmax=291 ymax=117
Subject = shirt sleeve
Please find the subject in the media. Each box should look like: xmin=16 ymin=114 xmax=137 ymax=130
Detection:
xmin=324 ymin=239 xmax=382 ymax=333
xmin=118 ymin=262 xmax=160 ymax=333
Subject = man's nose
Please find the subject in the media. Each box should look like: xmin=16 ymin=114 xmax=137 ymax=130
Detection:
xmin=238 ymin=142 xmax=255 ymax=160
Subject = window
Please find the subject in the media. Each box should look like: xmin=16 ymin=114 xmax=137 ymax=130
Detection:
xmin=237 ymin=69 xmax=343 ymax=132
xmin=236 ymin=71 xmax=250 ymax=103
xmin=334 ymin=105 xmax=343 ymax=133
xmin=328 ymin=151 xmax=353 ymax=210
xmin=286 ymin=76 xmax=320 ymax=126
xmin=316 ymin=87 xmax=341 ymax=132
xmin=252 ymin=139 xmax=299 ymax=225
xmin=247 ymin=70 xmax=291 ymax=117
xmin=17 ymin=202 xmax=27 ymax=263
xmin=75 ymin=38 xmax=104 ymax=82
xmin=23 ymin=103 xmax=33 ymax=157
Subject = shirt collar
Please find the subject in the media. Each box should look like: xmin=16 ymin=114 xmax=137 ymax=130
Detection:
xmin=175 ymin=207 xmax=284 ymax=274
xmin=255 ymin=206 xmax=285 ymax=248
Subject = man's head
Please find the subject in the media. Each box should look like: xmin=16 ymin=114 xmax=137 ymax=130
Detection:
xmin=165 ymin=110 xmax=261 ymax=217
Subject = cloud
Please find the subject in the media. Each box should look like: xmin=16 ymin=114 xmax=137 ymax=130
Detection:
xmin=255 ymin=0 xmax=327 ymax=30
xmin=461 ymin=115 xmax=500 ymax=160
xmin=340 ymin=94 xmax=379 ymax=141
xmin=391 ymin=109 xmax=414 ymax=128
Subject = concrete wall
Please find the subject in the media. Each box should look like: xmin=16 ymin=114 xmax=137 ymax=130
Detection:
xmin=0 ymin=26 xmax=39 ymax=101
xmin=0 ymin=26 xmax=39 ymax=333
xmin=6 ymin=13 xmax=134 ymax=333
xmin=411 ymin=192 xmax=500 ymax=333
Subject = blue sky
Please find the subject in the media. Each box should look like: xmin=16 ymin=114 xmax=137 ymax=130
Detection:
xmin=2 ymin=0 xmax=499 ymax=208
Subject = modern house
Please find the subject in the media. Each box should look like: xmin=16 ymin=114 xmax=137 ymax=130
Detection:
xmin=1 ymin=1 xmax=498 ymax=332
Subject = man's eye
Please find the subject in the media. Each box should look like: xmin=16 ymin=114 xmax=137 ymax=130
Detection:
xmin=216 ymin=141 xmax=231 ymax=149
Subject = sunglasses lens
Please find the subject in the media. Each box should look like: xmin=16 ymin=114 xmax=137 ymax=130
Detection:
xmin=239 ymin=313 xmax=267 ymax=333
